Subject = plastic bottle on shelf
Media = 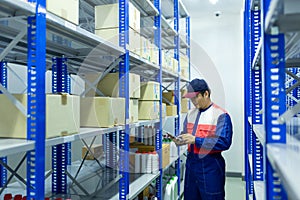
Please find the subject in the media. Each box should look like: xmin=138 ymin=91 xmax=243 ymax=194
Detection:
xmin=13 ymin=195 xmax=22 ymax=200
xmin=4 ymin=194 xmax=12 ymax=200
xmin=141 ymin=153 xmax=147 ymax=173
xmin=151 ymin=151 xmax=159 ymax=173
xmin=170 ymin=140 xmax=178 ymax=157
xmin=163 ymin=181 xmax=172 ymax=200
xmin=146 ymin=153 xmax=152 ymax=173
xmin=135 ymin=152 xmax=141 ymax=173
xmin=171 ymin=175 xmax=178 ymax=200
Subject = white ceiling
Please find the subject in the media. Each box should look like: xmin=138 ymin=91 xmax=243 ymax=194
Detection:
xmin=182 ymin=0 xmax=245 ymax=18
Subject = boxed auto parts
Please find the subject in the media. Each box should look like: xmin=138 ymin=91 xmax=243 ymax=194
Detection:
xmin=0 ymin=94 xmax=80 ymax=138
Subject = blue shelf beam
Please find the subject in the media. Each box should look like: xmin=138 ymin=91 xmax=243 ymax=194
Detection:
xmin=119 ymin=0 xmax=130 ymax=199
xmin=51 ymin=57 xmax=69 ymax=194
xmin=26 ymin=0 xmax=46 ymax=198
xmin=0 ymin=61 xmax=8 ymax=187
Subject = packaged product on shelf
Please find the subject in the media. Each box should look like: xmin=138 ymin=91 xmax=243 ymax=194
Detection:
xmin=138 ymin=100 xmax=160 ymax=120
xmin=95 ymin=27 xmax=140 ymax=52
xmin=129 ymin=99 xmax=139 ymax=123
xmin=95 ymin=2 xmax=140 ymax=32
xmin=80 ymin=97 xmax=114 ymax=128
xmin=0 ymin=94 xmax=80 ymax=138
xmin=111 ymin=97 xmax=125 ymax=125
xmin=140 ymin=81 xmax=160 ymax=101
xmin=166 ymin=105 xmax=177 ymax=116
xmin=82 ymin=144 xmax=103 ymax=160
xmin=46 ymin=0 xmax=79 ymax=25
xmin=181 ymin=98 xmax=189 ymax=113
xmin=97 ymin=72 xmax=140 ymax=99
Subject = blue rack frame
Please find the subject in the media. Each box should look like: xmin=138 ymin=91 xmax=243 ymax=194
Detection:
xmin=244 ymin=2 xmax=252 ymax=199
xmin=245 ymin=0 xmax=290 ymax=199
xmin=51 ymin=57 xmax=69 ymax=194
xmin=26 ymin=0 xmax=46 ymax=199
xmin=118 ymin=0 xmax=130 ymax=199
xmin=154 ymin=0 xmax=163 ymax=199
xmin=0 ymin=61 xmax=7 ymax=188
xmin=173 ymin=0 xmax=182 ymax=197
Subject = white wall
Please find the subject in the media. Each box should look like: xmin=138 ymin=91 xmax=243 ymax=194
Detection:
xmin=189 ymin=11 xmax=244 ymax=174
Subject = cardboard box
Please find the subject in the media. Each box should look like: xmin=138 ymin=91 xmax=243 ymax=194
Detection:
xmin=95 ymin=2 xmax=140 ymax=32
xmin=162 ymin=91 xmax=175 ymax=104
xmin=0 ymin=94 xmax=80 ymax=138
xmin=82 ymin=144 xmax=103 ymax=160
xmin=111 ymin=98 xmax=125 ymax=125
xmin=47 ymin=0 xmax=79 ymax=25
xmin=166 ymin=105 xmax=177 ymax=116
xmin=181 ymin=98 xmax=189 ymax=113
xmin=80 ymin=97 xmax=114 ymax=128
xmin=130 ymin=99 xmax=139 ymax=123
xmin=140 ymin=81 xmax=160 ymax=101
xmin=97 ymin=72 xmax=140 ymax=99
xmin=95 ymin=27 xmax=140 ymax=51
xmin=138 ymin=101 xmax=160 ymax=120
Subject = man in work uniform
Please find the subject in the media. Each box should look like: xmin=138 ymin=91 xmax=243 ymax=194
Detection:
xmin=175 ymin=78 xmax=233 ymax=200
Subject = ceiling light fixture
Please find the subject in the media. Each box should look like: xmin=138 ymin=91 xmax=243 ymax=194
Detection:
xmin=209 ymin=0 xmax=218 ymax=5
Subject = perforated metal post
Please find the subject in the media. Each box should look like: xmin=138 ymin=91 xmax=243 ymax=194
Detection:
xmin=251 ymin=6 xmax=264 ymax=186
xmin=51 ymin=57 xmax=69 ymax=194
xmin=262 ymin=0 xmax=287 ymax=198
xmin=0 ymin=61 xmax=7 ymax=187
xmin=27 ymin=0 xmax=46 ymax=198
xmin=153 ymin=0 xmax=163 ymax=198
xmin=119 ymin=0 xmax=130 ymax=199
xmin=244 ymin=0 xmax=253 ymax=198
xmin=174 ymin=0 xmax=182 ymax=197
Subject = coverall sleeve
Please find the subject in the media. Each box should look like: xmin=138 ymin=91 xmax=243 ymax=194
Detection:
xmin=194 ymin=113 xmax=233 ymax=151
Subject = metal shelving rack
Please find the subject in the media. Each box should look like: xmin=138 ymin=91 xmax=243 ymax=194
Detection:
xmin=244 ymin=0 xmax=300 ymax=199
xmin=0 ymin=0 xmax=190 ymax=199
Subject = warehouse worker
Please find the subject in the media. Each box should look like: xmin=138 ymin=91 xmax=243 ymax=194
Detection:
xmin=174 ymin=78 xmax=233 ymax=200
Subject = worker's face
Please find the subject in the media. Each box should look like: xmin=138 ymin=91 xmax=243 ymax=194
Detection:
xmin=191 ymin=91 xmax=209 ymax=109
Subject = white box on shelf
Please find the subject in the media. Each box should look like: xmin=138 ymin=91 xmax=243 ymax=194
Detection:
xmin=138 ymin=101 xmax=160 ymax=120
xmin=46 ymin=0 xmax=79 ymax=25
xmin=130 ymin=99 xmax=139 ymax=123
xmin=97 ymin=72 xmax=140 ymax=99
xmin=111 ymin=97 xmax=125 ymax=125
xmin=0 ymin=94 xmax=80 ymax=138
xmin=95 ymin=2 xmax=140 ymax=32
xmin=140 ymin=81 xmax=160 ymax=101
xmin=80 ymin=97 xmax=114 ymax=128
xmin=95 ymin=27 xmax=140 ymax=52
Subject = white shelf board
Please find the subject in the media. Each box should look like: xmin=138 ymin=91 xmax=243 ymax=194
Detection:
xmin=267 ymin=143 xmax=300 ymax=199
xmin=110 ymin=172 xmax=160 ymax=200
xmin=253 ymin=124 xmax=265 ymax=145
xmin=0 ymin=139 xmax=34 ymax=157
xmin=254 ymin=181 xmax=265 ymax=200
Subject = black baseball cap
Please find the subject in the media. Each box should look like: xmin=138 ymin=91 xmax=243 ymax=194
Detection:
xmin=183 ymin=79 xmax=209 ymax=98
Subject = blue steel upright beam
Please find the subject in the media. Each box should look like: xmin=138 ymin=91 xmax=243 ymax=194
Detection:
xmin=251 ymin=7 xmax=264 ymax=187
xmin=119 ymin=0 xmax=130 ymax=199
xmin=262 ymin=0 xmax=287 ymax=199
xmin=244 ymin=1 xmax=252 ymax=199
xmin=51 ymin=57 xmax=69 ymax=194
xmin=0 ymin=61 xmax=7 ymax=187
xmin=27 ymin=0 xmax=46 ymax=199
xmin=154 ymin=0 xmax=162 ymax=199
xmin=174 ymin=0 xmax=181 ymax=198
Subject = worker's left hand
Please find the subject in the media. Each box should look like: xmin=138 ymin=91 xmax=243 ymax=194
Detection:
xmin=178 ymin=134 xmax=196 ymax=144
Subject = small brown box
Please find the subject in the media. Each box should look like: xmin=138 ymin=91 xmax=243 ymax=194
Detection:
xmin=82 ymin=144 xmax=103 ymax=160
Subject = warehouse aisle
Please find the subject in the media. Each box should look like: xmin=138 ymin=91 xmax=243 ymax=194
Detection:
xmin=225 ymin=177 xmax=246 ymax=200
